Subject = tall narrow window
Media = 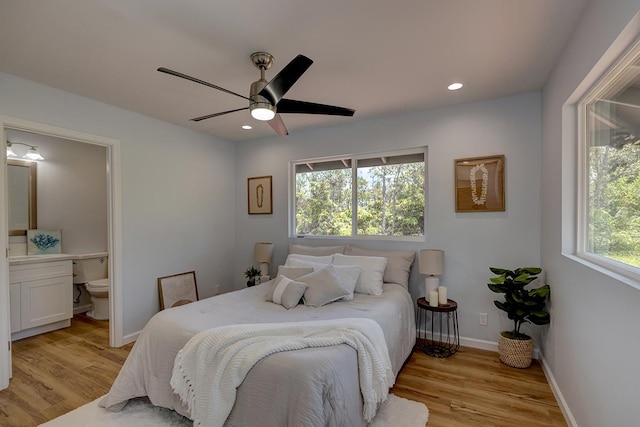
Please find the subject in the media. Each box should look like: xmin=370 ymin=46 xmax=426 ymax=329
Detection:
xmin=580 ymin=45 xmax=640 ymax=272
xmin=292 ymin=148 xmax=425 ymax=239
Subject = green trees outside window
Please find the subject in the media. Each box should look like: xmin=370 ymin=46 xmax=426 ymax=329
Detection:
xmin=294 ymin=150 xmax=425 ymax=238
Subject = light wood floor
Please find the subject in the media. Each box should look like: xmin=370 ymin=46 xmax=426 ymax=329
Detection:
xmin=0 ymin=315 xmax=566 ymax=427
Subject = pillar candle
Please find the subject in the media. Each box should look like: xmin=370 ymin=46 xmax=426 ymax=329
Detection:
xmin=438 ymin=286 xmax=447 ymax=305
xmin=429 ymin=291 xmax=439 ymax=307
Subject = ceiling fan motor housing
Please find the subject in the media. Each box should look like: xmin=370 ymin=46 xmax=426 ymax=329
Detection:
xmin=250 ymin=78 xmax=275 ymax=120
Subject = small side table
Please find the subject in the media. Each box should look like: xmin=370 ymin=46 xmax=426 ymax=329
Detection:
xmin=416 ymin=297 xmax=460 ymax=358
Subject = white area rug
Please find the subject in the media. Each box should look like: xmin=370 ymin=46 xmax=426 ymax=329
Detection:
xmin=40 ymin=393 xmax=428 ymax=426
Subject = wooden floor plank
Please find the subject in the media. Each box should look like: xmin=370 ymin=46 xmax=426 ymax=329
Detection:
xmin=0 ymin=314 xmax=566 ymax=426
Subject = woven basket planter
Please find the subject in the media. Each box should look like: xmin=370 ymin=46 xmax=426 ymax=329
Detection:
xmin=498 ymin=332 xmax=533 ymax=368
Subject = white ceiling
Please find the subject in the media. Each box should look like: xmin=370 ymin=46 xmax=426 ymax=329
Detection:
xmin=0 ymin=0 xmax=587 ymax=142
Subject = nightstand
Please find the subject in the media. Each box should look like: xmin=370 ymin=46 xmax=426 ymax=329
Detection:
xmin=416 ymin=297 xmax=460 ymax=358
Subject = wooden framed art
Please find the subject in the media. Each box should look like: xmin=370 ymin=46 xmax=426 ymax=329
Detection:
xmin=158 ymin=271 xmax=199 ymax=310
xmin=247 ymin=175 xmax=273 ymax=214
xmin=455 ymin=155 xmax=505 ymax=212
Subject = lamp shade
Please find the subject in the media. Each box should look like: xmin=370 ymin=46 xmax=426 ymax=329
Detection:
xmin=253 ymin=242 xmax=274 ymax=263
xmin=419 ymin=249 xmax=444 ymax=275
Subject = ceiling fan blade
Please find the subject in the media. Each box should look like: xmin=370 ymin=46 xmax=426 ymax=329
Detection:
xmin=258 ymin=55 xmax=313 ymax=106
xmin=191 ymin=107 xmax=249 ymax=122
xmin=158 ymin=67 xmax=251 ymax=101
xmin=268 ymin=113 xmax=289 ymax=136
xmin=276 ymin=99 xmax=355 ymax=116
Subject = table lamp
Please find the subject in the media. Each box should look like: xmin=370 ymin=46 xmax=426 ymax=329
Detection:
xmin=253 ymin=242 xmax=274 ymax=278
xmin=419 ymin=249 xmax=444 ymax=297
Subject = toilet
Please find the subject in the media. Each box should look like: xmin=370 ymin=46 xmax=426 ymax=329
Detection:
xmin=73 ymin=254 xmax=110 ymax=320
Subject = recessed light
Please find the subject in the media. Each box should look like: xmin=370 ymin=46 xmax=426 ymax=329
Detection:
xmin=242 ymin=125 xmax=252 ymax=130
xmin=448 ymin=82 xmax=463 ymax=91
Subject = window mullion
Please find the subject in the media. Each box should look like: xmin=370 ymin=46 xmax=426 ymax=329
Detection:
xmin=352 ymin=158 xmax=357 ymax=237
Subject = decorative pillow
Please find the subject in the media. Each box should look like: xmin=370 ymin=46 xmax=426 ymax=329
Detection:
xmin=276 ymin=265 xmax=314 ymax=280
xmin=288 ymin=244 xmax=347 ymax=256
xmin=344 ymin=246 xmax=416 ymax=288
xmin=265 ymin=275 xmax=308 ymax=309
xmin=280 ymin=259 xmax=361 ymax=301
xmin=284 ymin=253 xmax=334 ymax=266
xmin=297 ymin=266 xmax=350 ymax=307
xmin=333 ymin=253 xmax=387 ymax=296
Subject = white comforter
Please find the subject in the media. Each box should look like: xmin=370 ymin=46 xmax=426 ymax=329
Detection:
xmin=101 ymin=282 xmax=416 ymax=427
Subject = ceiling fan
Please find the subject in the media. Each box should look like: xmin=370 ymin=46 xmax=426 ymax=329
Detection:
xmin=158 ymin=52 xmax=355 ymax=136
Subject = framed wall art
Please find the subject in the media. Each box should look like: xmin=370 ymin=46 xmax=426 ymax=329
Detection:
xmin=27 ymin=229 xmax=62 ymax=255
xmin=455 ymin=155 xmax=505 ymax=212
xmin=158 ymin=271 xmax=199 ymax=310
xmin=247 ymin=175 xmax=273 ymax=215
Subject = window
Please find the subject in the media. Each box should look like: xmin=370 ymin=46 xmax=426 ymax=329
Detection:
xmin=291 ymin=148 xmax=425 ymax=239
xmin=579 ymin=43 xmax=640 ymax=274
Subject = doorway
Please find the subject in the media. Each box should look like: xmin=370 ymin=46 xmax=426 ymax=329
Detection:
xmin=0 ymin=115 xmax=122 ymax=390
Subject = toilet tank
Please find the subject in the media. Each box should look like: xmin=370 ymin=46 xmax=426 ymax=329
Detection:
xmin=73 ymin=253 xmax=108 ymax=284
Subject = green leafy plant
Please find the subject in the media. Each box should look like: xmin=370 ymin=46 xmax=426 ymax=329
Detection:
xmin=244 ymin=266 xmax=260 ymax=279
xmin=487 ymin=267 xmax=550 ymax=340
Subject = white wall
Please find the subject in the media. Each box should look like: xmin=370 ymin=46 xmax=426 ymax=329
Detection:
xmin=0 ymin=72 xmax=237 ymax=336
xmin=234 ymin=92 xmax=542 ymax=344
xmin=7 ymin=130 xmax=108 ymax=254
xmin=541 ymin=2 xmax=640 ymax=426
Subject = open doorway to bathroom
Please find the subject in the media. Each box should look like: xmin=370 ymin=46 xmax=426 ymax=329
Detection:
xmin=0 ymin=116 xmax=122 ymax=390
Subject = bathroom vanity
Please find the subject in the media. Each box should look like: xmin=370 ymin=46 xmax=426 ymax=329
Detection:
xmin=9 ymin=254 xmax=75 ymax=341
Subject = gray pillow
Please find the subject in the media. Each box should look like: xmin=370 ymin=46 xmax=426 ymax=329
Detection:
xmin=344 ymin=246 xmax=415 ymax=288
xmin=276 ymin=265 xmax=314 ymax=280
xmin=298 ymin=266 xmax=350 ymax=307
xmin=288 ymin=244 xmax=346 ymax=256
xmin=265 ymin=275 xmax=308 ymax=309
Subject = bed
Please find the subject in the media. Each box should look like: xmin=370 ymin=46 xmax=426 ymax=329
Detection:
xmin=101 ymin=248 xmax=416 ymax=427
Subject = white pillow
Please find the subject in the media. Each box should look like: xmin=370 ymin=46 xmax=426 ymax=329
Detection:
xmin=265 ymin=275 xmax=308 ymax=309
xmin=284 ymin=253 xmax=334 ymax=266
xmin=344 ymin=246 xmax=415 ymax=288
xmin=282 ymin=259 xmax=361 ymax=300
xmin=297 ymin=266 xmax=350 ymax=307
xmin=333 ymin=253 xmax=387 ymax=296
xmin=276 ymin=265 xmax=314 ymax=280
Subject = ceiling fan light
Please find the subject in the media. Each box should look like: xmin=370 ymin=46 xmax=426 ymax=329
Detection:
xmin=250 ymin=103 xmax=275 ymax=121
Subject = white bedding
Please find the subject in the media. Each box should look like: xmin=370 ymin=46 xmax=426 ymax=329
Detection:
xmin=101 ymin=282 xmax=416 ymax=426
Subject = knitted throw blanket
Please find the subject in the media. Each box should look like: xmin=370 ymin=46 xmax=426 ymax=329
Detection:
xmin=170 ymin=318 xmax=395 ymax=427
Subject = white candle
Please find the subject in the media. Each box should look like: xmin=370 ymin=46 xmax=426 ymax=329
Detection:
xmin=429 ymin=291 xmax=439 ymax=307
xmin=438 ymin=286 xmax=447 ymax=305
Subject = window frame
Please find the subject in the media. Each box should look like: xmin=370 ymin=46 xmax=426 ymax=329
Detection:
xmin=288 ymin=147 xmax=427 ymax=241
xmin=576 ymin=40 xmax=640 ymax=284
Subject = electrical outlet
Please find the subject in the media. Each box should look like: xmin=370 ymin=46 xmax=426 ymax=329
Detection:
xmin=479 ymin=313 xmax=488 ymax=326
xmin=214 ymin=284 xmax=221 ymax=295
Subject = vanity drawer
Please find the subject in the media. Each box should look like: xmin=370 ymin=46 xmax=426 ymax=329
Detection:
xmin=9 ymin=260 xmax=72 ymax=283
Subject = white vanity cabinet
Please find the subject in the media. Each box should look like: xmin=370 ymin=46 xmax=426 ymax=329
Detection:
xmin=9 ymin=258 xmax=73 ymax=340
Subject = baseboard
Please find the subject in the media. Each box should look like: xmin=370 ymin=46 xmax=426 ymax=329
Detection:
xmin=539 ymin=353 xmax=578 ymax=427
xmin=417 ymin=328 xmax=540 ymax=359
xmin=121 ymin=330 xmax=140 ymax=345
xmin=73 ymin=304 xmax=92 ymax=315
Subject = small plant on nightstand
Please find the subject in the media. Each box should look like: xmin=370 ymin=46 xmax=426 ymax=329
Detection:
xmin=243 ymin=266 xmax=261 ymax=287
xmin=487 ymin=267 xmax=550 ymax=368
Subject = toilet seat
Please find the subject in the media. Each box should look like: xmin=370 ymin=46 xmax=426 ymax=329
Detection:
xmin=86 ymin=278 xmax=110 ymax=292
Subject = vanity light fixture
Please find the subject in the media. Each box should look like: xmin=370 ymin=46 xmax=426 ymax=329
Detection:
xmin=448 ymin=82 xmax=463 ymax=91
xmin=6 ymin=141 xmax=45 ymax=161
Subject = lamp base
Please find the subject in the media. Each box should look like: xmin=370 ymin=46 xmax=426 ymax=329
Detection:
xmin=259 ymin=262 xmax=270 ymax=277
xmin=425 ymin=276 xmax=440 ymax=297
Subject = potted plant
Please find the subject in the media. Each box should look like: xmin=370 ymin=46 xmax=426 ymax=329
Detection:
xmin=244 ymin=266 xmax=261 ymax=287
xmin=487 ymin=267 xmax=550 ymax=368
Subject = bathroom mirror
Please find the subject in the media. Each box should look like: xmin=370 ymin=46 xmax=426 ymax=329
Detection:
xmin=7 ymin=159 xmax=37 ymax=236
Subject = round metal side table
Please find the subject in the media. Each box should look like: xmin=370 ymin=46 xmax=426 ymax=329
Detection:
xmin=416 ymin=297 xmax=460 ymax=358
